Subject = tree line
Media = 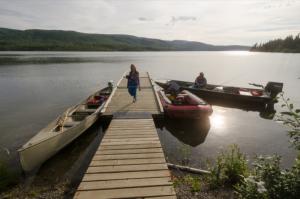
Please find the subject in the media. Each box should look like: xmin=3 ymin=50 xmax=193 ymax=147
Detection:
xmin=0 ymin=28 xmax=249 ymax=51
xmin=251 ymin=33 xmax=300 ymax=53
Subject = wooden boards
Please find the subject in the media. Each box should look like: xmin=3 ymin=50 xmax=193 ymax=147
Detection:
xmin=118 ymin=77 xmax=152 ymax=88
xmin=74 ymin=119 xmax=176 ymax=199
xmin=103 ymin=72 xmax=161 ymax=115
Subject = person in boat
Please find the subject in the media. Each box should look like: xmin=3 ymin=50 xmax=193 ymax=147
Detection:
xmin=126 ymin=64 xmax=141 ymax=102
xmin=194 ymin=72 xmax=207 ymax=88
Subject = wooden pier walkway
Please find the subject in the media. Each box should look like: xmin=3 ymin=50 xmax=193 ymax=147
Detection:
xmin=102 ymin=72 xmax=162 ymax=117
xmin=74 ymin=72 xmax=176 ymax=199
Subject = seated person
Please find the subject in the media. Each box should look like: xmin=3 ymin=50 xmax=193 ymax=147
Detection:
xmin=194 ymin=72 xmax=207 ymax=88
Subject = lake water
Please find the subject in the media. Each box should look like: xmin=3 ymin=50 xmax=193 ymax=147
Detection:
xmin=0 ymin=51 xmax=299 ymax=184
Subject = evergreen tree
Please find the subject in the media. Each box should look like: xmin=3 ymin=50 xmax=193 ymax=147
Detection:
xmin=251 ymin=34 xmax=300 ymax=53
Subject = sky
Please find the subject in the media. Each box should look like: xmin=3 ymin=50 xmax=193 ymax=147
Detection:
xmin=0 ymin=0 xmax=300 ymax=45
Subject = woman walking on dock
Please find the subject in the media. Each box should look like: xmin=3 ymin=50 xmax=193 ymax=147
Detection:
xmin=126 ymin=64 xmax=141 ymax=102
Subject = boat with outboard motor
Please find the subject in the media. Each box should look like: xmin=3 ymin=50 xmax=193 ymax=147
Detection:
xmin=156 ymin=80 xmax=283 ymax=107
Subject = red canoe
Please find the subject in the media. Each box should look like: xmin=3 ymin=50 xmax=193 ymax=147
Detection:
xmin=158 ymin=90 xmax=213 ymax=119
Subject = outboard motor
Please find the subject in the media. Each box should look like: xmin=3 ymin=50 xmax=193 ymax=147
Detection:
xmin=265 ymin=82 xmax=283 ymax=98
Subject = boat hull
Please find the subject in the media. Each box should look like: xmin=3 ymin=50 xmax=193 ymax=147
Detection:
xmin=155 ymin=80 xmax=278 ymax=111
xmin=19 ymin=112 xmax=99 ymax=172
xmin=18 ymin=86 xmax=112 ymax=172
xmin=158 ymin=90 xmax=212 ymax=119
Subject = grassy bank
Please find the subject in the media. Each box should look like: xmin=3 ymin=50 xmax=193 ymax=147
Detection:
xmin=170 ymin=144 xmax=299 ymax=199
xmin=171 ymin=170 xmax=234 ymax=198
xmin=0 ymin=180 xmax=74 ymax=199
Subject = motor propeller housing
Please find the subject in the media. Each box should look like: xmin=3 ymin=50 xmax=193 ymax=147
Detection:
xmin=265 ymin=82 xmax=283 ymax=98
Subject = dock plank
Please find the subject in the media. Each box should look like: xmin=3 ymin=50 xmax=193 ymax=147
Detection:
xmin=96 ymin=148 xmax=163 ymax=155
xmin=104 ymin=134 xmax=158 ymax=139
xmin=100 ymin=141 xmax=161 ymax=146
xmin=106 ymin=130 xmax=157 ymax=134
xmin=82 ymin=170 xmax=171 ymax=181
xmin=89 ymin=158 xmax=166 ymax=166
xmin=86 ymin=163 xmax=168 ymax=174
xmin=78 ymin=177 xmax=172 ymax=191
xmin=74 ymin=186 xmax=175 ymax=199
xmin=102 ymin=138 xmax=159 ymax=143
xmin=92 ymin=153 xmax=165 ymax=160
xmin=98 ymin=143 xmax=162 ymax=150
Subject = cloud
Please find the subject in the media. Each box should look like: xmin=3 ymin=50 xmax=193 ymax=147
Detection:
xmin=167 ymin=16 xmax=197 ymax=26
xmin=138 ymin=17 xmax=152 ymax=22
xmin=0 ymin=0 xmax=299 ymax=45
xmin=0 ymin=8 xmax=33 ymax=19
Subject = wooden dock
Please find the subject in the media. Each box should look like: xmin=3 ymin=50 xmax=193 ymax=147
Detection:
xmin=102 ymin=72 xmax=162 ymax=117
xmin=74 ymin=72 xmax=176 ymax=199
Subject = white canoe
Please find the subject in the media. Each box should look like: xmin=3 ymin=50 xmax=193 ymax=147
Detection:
xmin=18 ymin=86 xmax=112 ymax=172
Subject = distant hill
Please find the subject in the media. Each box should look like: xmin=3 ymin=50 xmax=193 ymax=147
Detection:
xmin=0 ymin=28 xmax=250 ymax=51
xmin=251 ymin=34 xmax=300 ymax=53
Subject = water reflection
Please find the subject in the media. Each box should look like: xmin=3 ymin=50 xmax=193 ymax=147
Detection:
xmin=21 ymin=120 xmax=109 ymax=196
xmin=259 ymin=103 xmax=276 ymax=120
xmin=156 ymin=117 xmax=211 ymax=147
xmin=0 ymin=53 xmax=135 ymax=65
xmin=208 ymin=100 xmax=276 ymax=120
xmin=210 ymin=114 xmax=225 ymax=129
xmin=223 ymin=51 xmax=253 ymax=56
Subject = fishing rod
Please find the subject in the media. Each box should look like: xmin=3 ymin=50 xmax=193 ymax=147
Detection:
xmin=248 ymin=83 xmax=264 ymax=89
xmin=210 ymin=71 xmax=267 ymax=90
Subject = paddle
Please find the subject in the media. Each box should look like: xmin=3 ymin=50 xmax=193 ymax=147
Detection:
xmin=249 ymin=83 xmax=264 ymax=89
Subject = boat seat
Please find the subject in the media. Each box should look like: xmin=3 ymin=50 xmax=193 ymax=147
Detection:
xmin=182 ymin=90 xmax=207 ymax=105
xmin=74 ymin=109 xmax=96 ymax=115
xmin=177 ymin=93 xmax=188 ymax=97
xmin=63 ymin=121 xmax=80 ymax=127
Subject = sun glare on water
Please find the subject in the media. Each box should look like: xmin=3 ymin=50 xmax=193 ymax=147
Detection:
xmin=224 ymin=51 xmax=253 ymax=56
xmin=210 ymin=114 xmax=225 ymax=129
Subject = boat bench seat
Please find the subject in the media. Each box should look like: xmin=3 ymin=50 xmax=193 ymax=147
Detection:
xmin=73 ymin=109 xmax=96 ymax=115
xmin=63 ymin=121 xmax=81 ymax=127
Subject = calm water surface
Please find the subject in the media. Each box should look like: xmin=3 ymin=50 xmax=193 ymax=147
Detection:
xmin=0 ymin=51 xmax=299 ymax=182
